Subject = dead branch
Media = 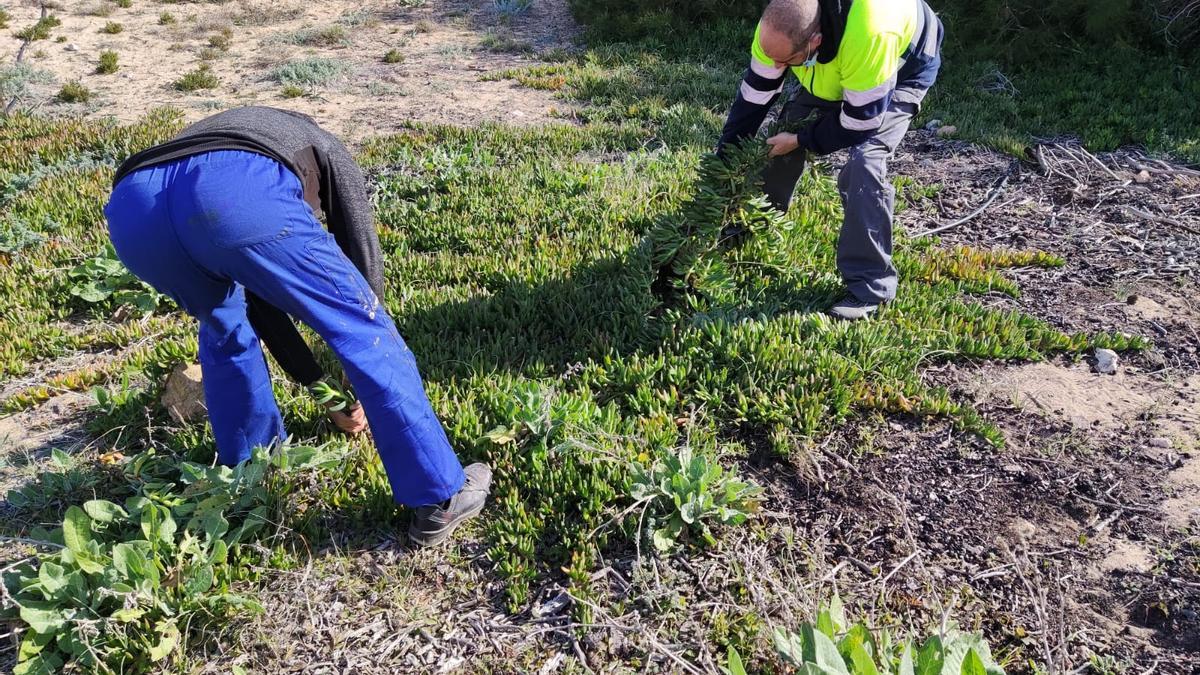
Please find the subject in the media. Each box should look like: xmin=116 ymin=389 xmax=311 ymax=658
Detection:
xmin=911 ymin=163 xmax=1016 ymax=239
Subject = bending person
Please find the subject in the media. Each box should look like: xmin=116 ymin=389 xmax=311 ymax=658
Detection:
xmin=105 ymin=106 xmax=489 ymax=547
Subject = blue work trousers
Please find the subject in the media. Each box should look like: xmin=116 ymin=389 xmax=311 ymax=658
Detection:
xmin=104 ymin=150 xmax=464 ymax=507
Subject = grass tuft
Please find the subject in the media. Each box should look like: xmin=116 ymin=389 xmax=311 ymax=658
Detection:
xmin=100 ymin=21 xmax=124 ymax=34
xmin=383 ymin=48 xmax=404 ymax=64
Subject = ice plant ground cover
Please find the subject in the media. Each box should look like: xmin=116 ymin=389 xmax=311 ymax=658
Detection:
xmin=0 ymin=107 xmax=1147 ymax=671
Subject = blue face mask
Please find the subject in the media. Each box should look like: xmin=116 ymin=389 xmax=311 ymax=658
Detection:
xmin=800 ymin=54 xmax=818 ymax=68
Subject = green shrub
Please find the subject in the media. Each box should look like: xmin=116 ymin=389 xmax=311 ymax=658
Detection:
xmin=100 ymin=21 xmax=124 ymax=34
xmin=270 ymin=57 xmax=348 ymax=87
xmin=56 ymin=81 xmax=92 ymax=104
xmin=0 ymin=63 xmax=54 ymax=103
xmin=158 ymin=11 xmax=176 ymax=25
xmin=115 ymin=0 xmax=132 ymax=7
xmin=383 ymin=48 xmax=404 ymax=64
xmin=14 ymin=15 xmax=61 ymax=41
xmin=0 ymin=8 xmax=9 ymax=30
xmin=173 ymin=64 xmax=218 ymax=92
xmin=208 ymin=28 xmax=232 ymax=51
xmin=280 ymin=85 xmax=305 ymax=98
xmin=280 ymin=24 xmax=348 ymax=47
xmin=96 ymin=50 xmax=119 ymax=74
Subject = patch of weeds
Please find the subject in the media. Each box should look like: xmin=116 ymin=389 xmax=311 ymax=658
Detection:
xmin=95 ymin=50 xmax=119 ymax=74
xmin=14 ymin=15 xmax=61 ymax=41
xmin=727 ymin=595 xmax=1005 ymax=674
xmin=55 ymin=35 xmax=66 ymax=43
xmin=0 ymin=8 xmax=9 ymax=30
xmin=100 ymin=21 xmax=124 ymax=35
xmin=68 ymin=244 xmax=168 ymax=317
xmin=337 ymin=9 xmax=378 ymax=28
xmin=0 ymin=217 xmax=53 ymax=256
xmin=480 ymin=28 xmax=533 ymax=54
xmin=280 ymin=84 xmax=305 ymax=99
xmin=86 ymin=3 xmax=115 ymax=18
xmin=32 ymin=49 xmax=47 ymax=59
xmin=56 ymin=81 xmax=91 ymax=103
xmin=413 ymin=19 xmax=433 ymax=33
xmin=158 ymin=11 xmax=176 ymax=26
xmin=383 ymin=48 xmax=404 ymax=64
xmin=4 ymin=448 xmax=115 ymax=523
xmin=0 ymin=63 xmax=56 ymax=106
xmin=2 ymin=443 xmax=347 ymax=673
xmin=115 ymin=0 xmax=132 ymax=7
xmin=494 ymin=0 xmax=532 ymax=19
xmin=365 ymin=81 xmax=396 ymax=97
xmin=629 ymin=442 xmax=761 ymax=552
xmin=278 ymin=24 xmax=349 ymax=48
xmin=198 ymin=47 xmax=222 ymax=61
xmin=208 ymin=27 xmax=233 ymax=51
xmin=270 ymin=57 xmax=348 ymax=88
xmin=173 ymin=64 xmax=218 ymax=92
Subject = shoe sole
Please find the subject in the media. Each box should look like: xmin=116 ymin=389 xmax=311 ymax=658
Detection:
xmin=407 ymin=499 xmax=487 ymax=548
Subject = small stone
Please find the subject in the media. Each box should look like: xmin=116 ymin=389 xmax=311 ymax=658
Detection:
xmin=161 ymin=363 xmax=206 ymax=423
xmin=1148 ymin=437 xmax=1173 ymax=449
xmin=1002 ymin=463 xmax=1024 ymax=474
xmin=1134 ymin=170 xmax=1152 ymax=184
xmin=65 ymin=43 xmax=79 ymax=52
xmin=936 ymin=125 xmax=958 ymax=138
xmin=924 ymin=118 xmax=943 ymax=131
xmin=1094 ymin=348 xmax=1120 ymax=375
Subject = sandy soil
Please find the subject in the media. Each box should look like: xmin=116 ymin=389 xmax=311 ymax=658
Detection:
xmin=2 ymin=0 xmax=576 ymax=141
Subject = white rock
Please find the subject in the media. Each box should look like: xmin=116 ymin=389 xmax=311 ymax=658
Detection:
xmin=161 ymin=363 xmax=206 ymax=423
xmin=935 ymin=125 xmax=958 ymax=138
xmin=1148 ymin=437 xmax=1173 ymax=449
xmin=1094 ymin=348 xmax=1120 ymax=375
xmin=65 ymin=43 xmax=79 ymax=52
xmin=1134 ymin=170 xmax=1152 ymax=184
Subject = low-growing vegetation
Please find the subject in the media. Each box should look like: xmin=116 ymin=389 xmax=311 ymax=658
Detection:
xmin=0 ymin=95 xmax=1113 ymax=669
xmin=277 ymin=24 xmax=349 ymax=48
xmin=100 ymin=21 xmax=124 ymax=35
xmin=14 ymin=14 xmax=61 ymax=42
xmin=55 ymin=81 xmax=91 ymax=104
xmin=95 ymin=50 xmax=119 ymax=75
xmin=270 ymin=57 xmax=348 ymax=88
xmin=173 ymin=64 xmax=218 ymax=92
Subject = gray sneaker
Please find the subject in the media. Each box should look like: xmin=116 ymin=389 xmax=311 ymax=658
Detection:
xmin=408 ymin=463 xmax=492 ymax=548
xmin=828 ymin=296 xmax=881 ymax=321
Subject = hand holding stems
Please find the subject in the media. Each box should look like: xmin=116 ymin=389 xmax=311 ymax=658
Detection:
xmin=308 ymin=376 xmax=367 ymax=435
xmin=765 ymin=132 xmax=800 ymax=157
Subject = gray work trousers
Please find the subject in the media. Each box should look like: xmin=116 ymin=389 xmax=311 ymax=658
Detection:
xmin=763 ymin=90 xmax=923 ymax=304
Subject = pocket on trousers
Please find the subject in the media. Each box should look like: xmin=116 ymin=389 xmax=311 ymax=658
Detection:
xmin=302 ymin=235 xmax=378 ymax=314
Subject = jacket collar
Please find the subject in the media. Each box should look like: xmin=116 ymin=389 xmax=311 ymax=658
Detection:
xmin=816 ymin=0 xmax=852 ymax=64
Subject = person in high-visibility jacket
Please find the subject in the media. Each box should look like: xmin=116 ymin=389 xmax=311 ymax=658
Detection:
xmin=717 ymin=0 xmax=943 ymax=320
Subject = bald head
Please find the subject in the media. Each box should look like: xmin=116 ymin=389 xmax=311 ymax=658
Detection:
xmin=759 ymin=0 xmax=822 ymax=67
xmin=762 ymin=0 xmax=821 ymax=46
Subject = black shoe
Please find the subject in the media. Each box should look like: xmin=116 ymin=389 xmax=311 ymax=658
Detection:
xmin=828 ymin=295 xmax=881 ymax=321
xmin=408 ymin=463 xmax=492 ymax=548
